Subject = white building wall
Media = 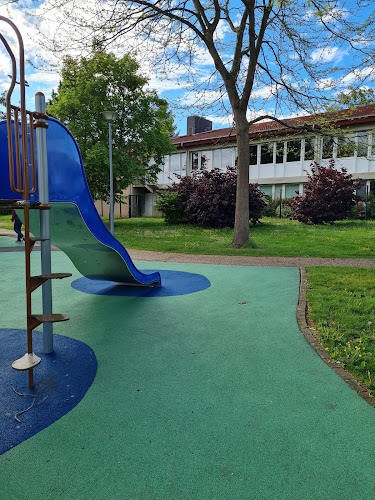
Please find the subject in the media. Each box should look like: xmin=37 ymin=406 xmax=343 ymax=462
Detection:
xmin=156 ymin=125 xmax=375 ymax=203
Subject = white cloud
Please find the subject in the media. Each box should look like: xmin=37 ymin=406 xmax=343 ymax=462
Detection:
xmin=311 ymin=46 xmax=346 ymax=64
xmin=315 ymin=77 xmax=334 ymax=90
xmin=27 ymin=71 xmax=60 ymax=84
xmin=321 ymin=7 xmax=349 ymax=24
xmin=342 ymin=66 xmax=375 ymax=85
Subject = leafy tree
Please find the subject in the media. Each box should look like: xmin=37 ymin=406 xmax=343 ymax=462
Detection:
xmin=326 ymin=87 xmax=375 ymax=112
xmin=47 ymin=51 xmax=175 ymax=201
xmin=164 ymin=167 xmax=265 ymax=228
xmin=37 ymin=1 xmax=375 ymax=246
xmin=288 ymin=160 xmax=363 ymax=224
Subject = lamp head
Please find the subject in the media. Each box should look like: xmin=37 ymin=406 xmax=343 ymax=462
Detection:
xmin=102 ymin=110 xmax=118 ymax=123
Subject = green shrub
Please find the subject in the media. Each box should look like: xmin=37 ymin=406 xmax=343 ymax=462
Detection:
xmin=277 ymin=204 xmax=294 ymax=219
xmin=155 ymin=191 xmax=188 ymax=224
xmin=363 ymin=193 xmax=375 ymax=220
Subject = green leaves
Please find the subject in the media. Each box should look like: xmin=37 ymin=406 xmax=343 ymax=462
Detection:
xmin=46 ymin=51 xmax=175 ymax=201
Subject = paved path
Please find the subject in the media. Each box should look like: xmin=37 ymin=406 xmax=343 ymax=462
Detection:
xmin=127 ymin=248 xmax=375 ymax=267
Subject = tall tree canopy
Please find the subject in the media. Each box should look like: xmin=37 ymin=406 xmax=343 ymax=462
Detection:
xmin=38 ymin=0 xmax=375 ymax=246
xmin=47 ymin=51 xmax=175 ymax=201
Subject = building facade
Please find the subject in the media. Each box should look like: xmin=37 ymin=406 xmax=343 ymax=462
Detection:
xmin=106 ymin=105 xmax=375 ymax=217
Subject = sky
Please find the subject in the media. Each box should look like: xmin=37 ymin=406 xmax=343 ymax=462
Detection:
xmin=0 ymin=0 xmax=374 ymax=136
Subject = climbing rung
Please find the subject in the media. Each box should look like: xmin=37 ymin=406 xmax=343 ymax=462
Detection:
xmin=30 ymin=236 xmax=49 ymax=243
xmin=30 ymin=273 xmax=72 ymax=292
xmin=29 ymin=236 xmax=49 ymax=252
xmin=29 ymin=313 xmax=69 ymax=330
xmin=12 ymin=352 xmax=41 ymax=371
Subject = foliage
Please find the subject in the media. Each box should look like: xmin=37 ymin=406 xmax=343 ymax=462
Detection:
xmin=278 ymin=204 xmax=294 ymax=220
xmin=47 ymin=51 xmax=175 ymax=201
xmin=262 ymin=197 xmax=294 ymax=219
xmin=349 ymin=200 xmax=366 ymax=220
xmin=288 ymin=160 xmax=363 ymax=224
xmin=167 ymin=167 xmax=265 ymax=228
xmin=364 ymin=193 xmax=375 ymax=220
xmin=261 ymin=198 xmax=279 ymax=218
xmin=155 ymin=191 xmax=188 ymax=224
xmin=325 ymin=87 xmax=375 ymax=112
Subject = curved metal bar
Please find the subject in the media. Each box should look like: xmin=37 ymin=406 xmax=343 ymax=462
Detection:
xmin=0 ymin=16 xmax=32 ymax=197
xmin=0 ymin=32 xmax=19 ymax=192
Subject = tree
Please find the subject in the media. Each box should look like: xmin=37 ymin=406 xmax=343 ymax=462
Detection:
xmin=46 ymin=51 xmax=175 ymax=201
xmin=288 ymin=160 xmax=363 ymax=224
xmin=325 ymin=87 xmax=375 ymax=112
xmin=38 ymin=0 xmax=375 ymax=246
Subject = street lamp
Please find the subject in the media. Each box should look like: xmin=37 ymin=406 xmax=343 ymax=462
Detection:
xmin=103 ymin=110 xmax=118 ymax=235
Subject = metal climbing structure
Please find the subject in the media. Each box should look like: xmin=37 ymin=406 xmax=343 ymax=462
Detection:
xmin=0 ymin=16 xmax=71 ymax=388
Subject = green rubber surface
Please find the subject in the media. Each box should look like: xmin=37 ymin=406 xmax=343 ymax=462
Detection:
xmin=1 ymin=243 xmax=375 ymax=499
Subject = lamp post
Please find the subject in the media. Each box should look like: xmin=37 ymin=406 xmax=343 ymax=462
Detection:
xmin=103 ymin=110 xmax=118 ymax=235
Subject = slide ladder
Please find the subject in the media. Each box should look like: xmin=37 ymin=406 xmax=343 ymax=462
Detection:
xmin=0 ymin=16 xmax=71 ymax=387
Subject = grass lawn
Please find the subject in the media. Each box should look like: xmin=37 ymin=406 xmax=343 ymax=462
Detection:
xmin=306 ymin=267 xmax=375 ymax=396
xmin=112 ymin=216 xmax=375 ymax=258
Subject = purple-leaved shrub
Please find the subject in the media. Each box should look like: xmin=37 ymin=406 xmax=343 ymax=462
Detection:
xmin=165 ymin=167 xmax=266 ymax=228
xmin=288 ymin=159 xmax=363 ymax=224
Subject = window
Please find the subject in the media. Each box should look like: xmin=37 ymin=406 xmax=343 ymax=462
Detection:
xmin=274 ymin=184 xmax=283 ymax=198
xmin=285 ymin=184 xmax=299 ymax=198
xmin=221 ymin=149 xmax=233 ymax=169
xmin=213 ymin=149 xmax=221 ymax=169
xmin=170 ymin=154 xmax=180 ymax=172
xmin=201 ymin=151 xmax=212 ymax=170
xmin=304 ymin=138 xmax=315 ymax=161
xmin=163 ymin=157 xmax=169 ymax=173
xmin=337 ymin=136 xmax=355 ymax=158
xmin=276 ymin=142 xmax=284 ymax=163
xmin=249 ymin=145 xmax=258 ymax=165
xmin=322 ymin=136 xmax=334 ymax=159
xmin=192 ymin=152 xmax=199 ymax=170
xmin=357 ymin=183 xmax=366 ymax=197
xmin=357 ymin=133 xmax=369 ymax=157
xmin=261 ymin=143 xmax=274 ymax=164
xmin=286 ymin=140 xmax=301 ymax=162
xmin=260 ymin=185 xmax=272 ymax=197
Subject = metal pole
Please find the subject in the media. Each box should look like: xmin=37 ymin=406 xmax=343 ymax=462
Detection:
xmin=109 ymin=121 xmax=114 ymax=235
xmin=365 ymin=184 xmax=369 ymax=221
xmin=35 ymin=92 xmax=53 ymax=353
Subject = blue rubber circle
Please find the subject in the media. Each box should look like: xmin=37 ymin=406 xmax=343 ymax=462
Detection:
xmin=71 ymin=270 xmax=211 ymax=297
xmin=0 ymin=329 xmax=97 ymax=455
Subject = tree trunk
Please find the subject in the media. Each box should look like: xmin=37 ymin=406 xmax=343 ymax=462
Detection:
xmin=231 ymin=109 xmax=250 ymax=248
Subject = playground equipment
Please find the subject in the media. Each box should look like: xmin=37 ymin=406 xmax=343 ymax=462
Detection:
xmin=0 ymin=17 xmax=71 ymax=388
xmin=0 ymin=18 xmax=162 ymax=388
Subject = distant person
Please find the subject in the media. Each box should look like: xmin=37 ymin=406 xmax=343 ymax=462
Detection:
xmin=11 ymin=210 xmax=24 ymax=243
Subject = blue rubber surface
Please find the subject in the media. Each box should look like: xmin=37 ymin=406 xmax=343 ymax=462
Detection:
xmin=0 ymin=329 xmax=97 ymax=455
xmin=71 ymin=270 xmax=211 ymax=297
xmin=0 ymin=119 xmax=160 ymax=286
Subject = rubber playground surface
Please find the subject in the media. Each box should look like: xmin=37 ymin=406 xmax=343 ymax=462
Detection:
xmin=1 ymin=236 xmax=375 ymax=499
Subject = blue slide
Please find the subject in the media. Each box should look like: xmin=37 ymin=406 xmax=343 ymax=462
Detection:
xmin=0 ymin=118 xmax=161 ymax=286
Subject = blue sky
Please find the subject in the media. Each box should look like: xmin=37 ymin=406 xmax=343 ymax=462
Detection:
xmin=0 ymin=0 xmax=374 ymax=135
